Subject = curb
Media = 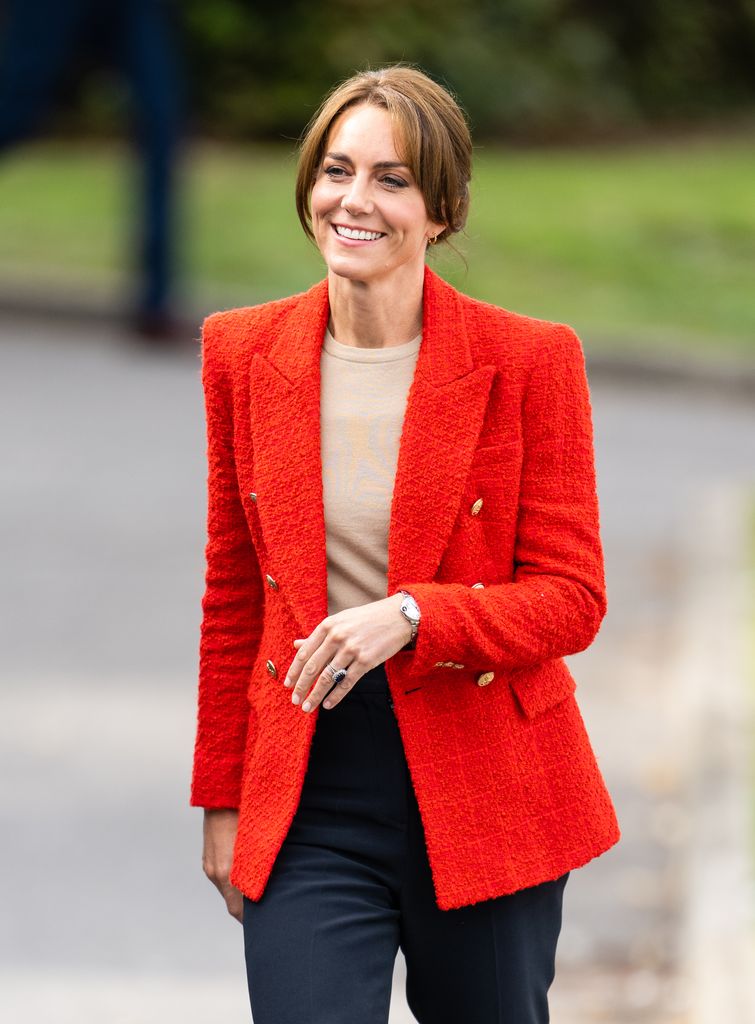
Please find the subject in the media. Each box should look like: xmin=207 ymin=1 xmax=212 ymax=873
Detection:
xmin=1 ymin=290 xmax=754 ymax=398
xmin=673 ymin=484 xmax=755 ymax=1022
xmin=586 ymin=349 xmax=755 ymax=399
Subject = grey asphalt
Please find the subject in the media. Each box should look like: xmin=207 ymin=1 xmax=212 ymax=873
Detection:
xmin=1 ymin=313 xmax=754 ymax=1022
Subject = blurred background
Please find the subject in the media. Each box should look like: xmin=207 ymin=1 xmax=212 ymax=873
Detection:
xmin=1 ymin=2 xmax=754 ymax=1021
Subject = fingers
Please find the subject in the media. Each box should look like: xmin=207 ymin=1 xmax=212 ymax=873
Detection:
xmin=282 ymin=638 xmax=312 ymax=694
xmin=284 ymin=634 xmax=361 ymax=712
xmin=283 ymin=631 xmax=331 ymax=705
xmin=204 ymin=860 xmax=244 ymax=923
xmin=319 ymin=673 xmax=355 ymax=711
xmin=287 ymin=639 xmax=331 ymax=709
xmin=295 ymin=657 xmax=354 ymax=712
xmin=224 ymin=883 xmax=244 ymax=924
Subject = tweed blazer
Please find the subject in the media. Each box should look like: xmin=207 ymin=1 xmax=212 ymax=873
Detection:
xmin=190 ymin=264 xmax=620 ymax=910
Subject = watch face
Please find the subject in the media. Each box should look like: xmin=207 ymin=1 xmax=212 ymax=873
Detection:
xmin=401 ymin=596 xmax=420 ymax=623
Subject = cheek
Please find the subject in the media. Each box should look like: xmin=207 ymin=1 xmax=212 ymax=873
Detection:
xmin=310 ymin=181 xmax=333 ymax=219
xmin=401 ymin=203 xmax=432 ymax=240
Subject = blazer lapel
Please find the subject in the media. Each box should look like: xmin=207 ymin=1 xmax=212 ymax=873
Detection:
xmin=249 ymin=267 xmax=497 ymax=637
xmin=249 ymin=279 xmax=331 ymax=638
xmin=387 ymin=268 xmax=497 ymax=595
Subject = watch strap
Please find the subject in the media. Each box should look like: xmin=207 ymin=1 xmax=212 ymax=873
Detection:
xmin=398 ymin=590 xmax=420 ymax=648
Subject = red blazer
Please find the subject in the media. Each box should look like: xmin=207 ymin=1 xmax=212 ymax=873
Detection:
xmin=190 ymin=264 xmax=620 ymax=910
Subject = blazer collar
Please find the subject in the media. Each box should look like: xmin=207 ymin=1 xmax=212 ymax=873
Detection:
xmin=249 ymin=265 xmax=496 ymax=636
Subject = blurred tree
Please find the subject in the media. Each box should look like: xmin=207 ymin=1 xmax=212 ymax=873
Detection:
xmin=9 ymin=0 xmax=754 ymax=141
xmin=572 ymin=0 xmax=755 ymax=118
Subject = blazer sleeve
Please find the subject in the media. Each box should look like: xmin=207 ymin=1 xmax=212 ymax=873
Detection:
xmin=190 ymin=314 xmax=265 ymax=809
xmin=395 ymin=324 xmax=607 ymax=677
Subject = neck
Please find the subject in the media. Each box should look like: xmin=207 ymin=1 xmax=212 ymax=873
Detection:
xmin=327 ymin=264 xmax=425 ymax=348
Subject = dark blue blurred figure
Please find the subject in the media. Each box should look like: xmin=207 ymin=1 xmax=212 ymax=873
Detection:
xmin=0 ymin=0 xmax=185 ymax=341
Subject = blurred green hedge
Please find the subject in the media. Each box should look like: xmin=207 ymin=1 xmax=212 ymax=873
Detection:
xmin=37 ymin=0 xmax=755 ymax=142
xmin=180 ymin=0 xmax=755 ymax=141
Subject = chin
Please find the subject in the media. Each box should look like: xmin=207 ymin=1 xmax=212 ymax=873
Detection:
xmin=323 ymin=253 xmax=379 ymax=283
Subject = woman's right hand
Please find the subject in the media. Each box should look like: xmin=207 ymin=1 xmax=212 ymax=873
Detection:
xmin=202 ymin=808 xmax=244 ymax=923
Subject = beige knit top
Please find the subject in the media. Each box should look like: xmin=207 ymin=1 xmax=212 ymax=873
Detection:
xmin=320 ymin=326 xmax=422 ymax=616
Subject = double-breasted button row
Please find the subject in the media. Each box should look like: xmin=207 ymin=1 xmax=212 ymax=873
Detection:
xmin=257 ymin=488 xmax=491 ymax=687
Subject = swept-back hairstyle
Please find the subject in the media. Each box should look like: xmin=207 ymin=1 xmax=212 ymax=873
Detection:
xmin=295 ymin=65 xmax=472 ymax=246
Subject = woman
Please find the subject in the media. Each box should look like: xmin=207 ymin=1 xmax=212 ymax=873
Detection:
xmin=190 ymin=65 xmax=620 ymax=1024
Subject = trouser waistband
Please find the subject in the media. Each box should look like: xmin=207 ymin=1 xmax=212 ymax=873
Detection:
xmin=349 ymin=661 xmax=389 ymax=694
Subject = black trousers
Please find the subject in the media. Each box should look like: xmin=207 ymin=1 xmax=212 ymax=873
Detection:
xmin=243 ymin=663 xmax=568 ymax=1024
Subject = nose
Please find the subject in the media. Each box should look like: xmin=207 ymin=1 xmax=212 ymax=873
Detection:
xmin=340 ymin=174 xmax=374 ymax=216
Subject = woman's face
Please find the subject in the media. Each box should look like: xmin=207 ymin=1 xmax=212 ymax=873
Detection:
xmin=310 ymin=103 xmax=445 ymax=286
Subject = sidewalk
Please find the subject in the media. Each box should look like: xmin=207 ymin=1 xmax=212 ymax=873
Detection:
xmin=676 ymin=488 xmax=755 ymax=1023
xmin=549 ymin=482 xmax=755 ymax=1022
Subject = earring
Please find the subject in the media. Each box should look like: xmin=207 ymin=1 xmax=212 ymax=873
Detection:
xmin=428 ymin=235 xmax=438 ymax=245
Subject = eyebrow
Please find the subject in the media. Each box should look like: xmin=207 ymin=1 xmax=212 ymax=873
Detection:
xmin=324 ymin=152 xmax=411 ymax=171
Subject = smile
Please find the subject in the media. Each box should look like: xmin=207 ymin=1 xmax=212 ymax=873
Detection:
xmin=333 ymin=224 xmax=386 ymax=242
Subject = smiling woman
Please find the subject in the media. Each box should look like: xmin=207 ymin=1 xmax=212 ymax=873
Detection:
xmin=190 ymin=64 xmax=619 ymax=1024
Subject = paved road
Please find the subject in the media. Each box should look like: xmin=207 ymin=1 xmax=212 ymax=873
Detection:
xmin=1 ymin=314 xmax=754 ymax=1022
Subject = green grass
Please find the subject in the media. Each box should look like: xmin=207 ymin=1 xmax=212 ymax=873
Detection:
xmin=1 ymin=136 xmax=754 ymax=356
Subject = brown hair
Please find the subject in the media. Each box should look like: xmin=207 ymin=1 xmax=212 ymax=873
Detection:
xmin=295 ymin=65 xmax=472 ymax=246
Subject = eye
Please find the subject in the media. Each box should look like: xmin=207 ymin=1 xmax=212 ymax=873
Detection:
xmin=324 ymin=165 xmax=348 ymax=179
xmin=382 ymin=175 xmax=407 ymax=189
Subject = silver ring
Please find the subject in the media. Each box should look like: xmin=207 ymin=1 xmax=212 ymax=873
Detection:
xmin=327 ymin=663 xmax=348 ymax=685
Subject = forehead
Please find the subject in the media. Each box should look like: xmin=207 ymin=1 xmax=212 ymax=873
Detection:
xmin=325 ymin=103 xmax=407 ymax=161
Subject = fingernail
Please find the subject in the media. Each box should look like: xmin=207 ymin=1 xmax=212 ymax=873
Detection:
xmin=302 ymin=701 xmax=312 ymax=713
xmin=283 ymin=678 xmax=292 ymax=687
xmin=291 ymin=693 xmax=300 ymax=705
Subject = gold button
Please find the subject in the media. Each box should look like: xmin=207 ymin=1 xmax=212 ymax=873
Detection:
xmin=266 ymin=659 xmax=277 ymax=678
xmin=470 ymin=498 xmax=483 ymax=516
xmin=471 ymin=582 xmax=485 ymax=589
xmin=477 ymin=671 xmax=495 ymax=687
xmin=249 ymin=492 xmax=258 ymax=503
xmin=265 ymin=574 xmax=279 ymax=591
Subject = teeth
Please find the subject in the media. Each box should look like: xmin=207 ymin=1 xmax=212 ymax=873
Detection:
xmin=335 ymin=225 xmax=384 ymax=241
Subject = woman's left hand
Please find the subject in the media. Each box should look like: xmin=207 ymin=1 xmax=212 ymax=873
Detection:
xmin=283 ymin=593 xmax=412 ymax=712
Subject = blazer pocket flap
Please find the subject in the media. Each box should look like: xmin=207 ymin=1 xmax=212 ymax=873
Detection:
xmin=509 ymin=659 xmax=577 ymax=719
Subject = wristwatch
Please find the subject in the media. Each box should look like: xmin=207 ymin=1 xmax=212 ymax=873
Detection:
xmin=397 ymin=590 xmax=421 ymax=649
